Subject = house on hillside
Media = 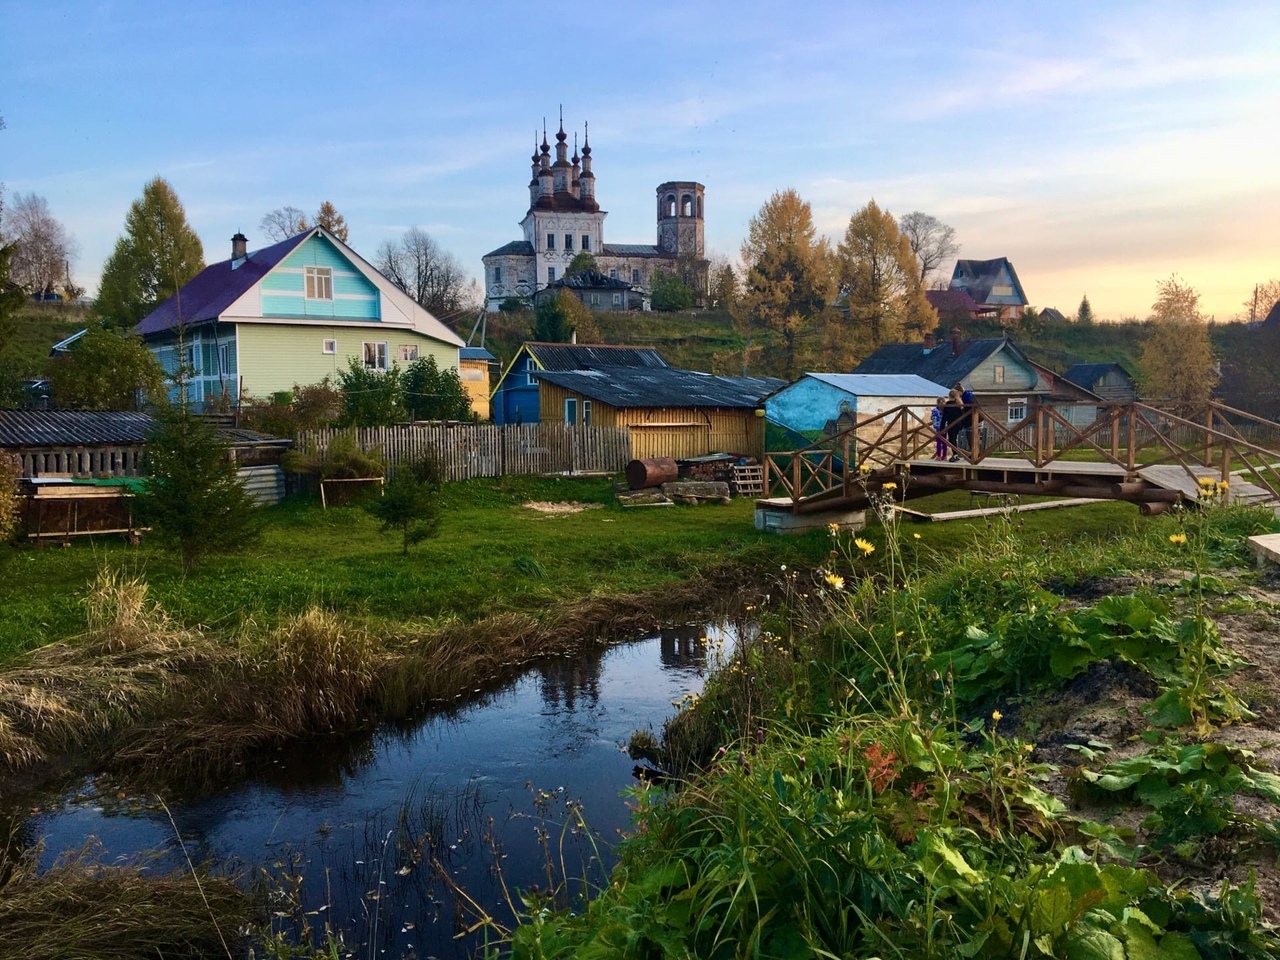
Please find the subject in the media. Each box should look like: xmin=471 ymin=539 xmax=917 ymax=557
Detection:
xmin=134 ymin=228 xmax=464 ymax=407
xmin=1039 ymin=307 xmax=1069 ymax=324
xmin=533 ymin=269 xmax=640 ymax=312
xmin=764 ymin=374 xmax=949 ymax=437
xmin=532 ymin=366 xmax=783 ymax=460
xmin=490 ymin=342 xmax=669 ymax=425
xmin=1063 ymin=362 xmax=1139 ymax=402
xmin=948 ymin=258 xmax=1029 ymax=322
xmin=853 ymin=330 xmax=1101 ymax=427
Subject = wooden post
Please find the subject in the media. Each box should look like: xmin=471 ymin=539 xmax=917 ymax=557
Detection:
xmin=842 ymin=436 xmax=850 ymax=497
xmin=1221 ymin=443 xmax=1231 ymax=484
xmin=792 ymin=453 xmax=801 ymax=510
xmin=1110 ymin=407 xmax=1120 ymax=462
xmin=1204 ymin=408 xmax=1214 ymax=467
xmin=1126 ymin=411 xmax=1137 ymax=471
xmin=762 ymin=456 xmax=770 ymax=497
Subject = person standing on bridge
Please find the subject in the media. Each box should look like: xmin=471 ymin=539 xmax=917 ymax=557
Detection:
xmin=932 ymin=397 xmax=948 ymax=459
xmin=944 ymin=388 xmax=965 ymax=462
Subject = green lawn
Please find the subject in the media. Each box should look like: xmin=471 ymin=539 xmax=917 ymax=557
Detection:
xmin=0 ymin=474 xmax=1147 ymax=661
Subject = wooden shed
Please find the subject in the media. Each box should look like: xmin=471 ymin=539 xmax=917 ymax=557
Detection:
xmin=533 ymin=367 xmax=784 ymax=461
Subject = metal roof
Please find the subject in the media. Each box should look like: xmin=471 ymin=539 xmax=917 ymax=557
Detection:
xmin=524 ymin=343 xmax=669 ymax=371
xmin=601 ymin=243 xmax=664 ymax=257
xmin=460 ymin=346 xmax=496 ymax=361
xmin=483 ymin=240 xmax=535 ymax=258
xmin=805 ymin=373 xmax=951 ymax=397
xmin=852 ymin=338 xmax=1012 ymax=386
xmin=0 ymin=410 xmax=287 ymax=448
xmin=532 ymin=366 xmax=784 ymax=409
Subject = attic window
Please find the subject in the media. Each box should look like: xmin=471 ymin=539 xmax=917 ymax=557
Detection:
xmin=994 ymin=364 xmax=1005 ymax=384
xmin=305 ymin=266 xmax=333 ymax=300
xmin=322 ymin=339 xmax=337 ymax=355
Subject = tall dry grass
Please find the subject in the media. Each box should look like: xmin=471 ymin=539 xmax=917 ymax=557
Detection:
xmin=0 ymin=838 xmax=254 ymax=960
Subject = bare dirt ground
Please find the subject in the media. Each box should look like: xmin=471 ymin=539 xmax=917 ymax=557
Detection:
xmin=521 ymin=501 xmax=604 ymax=515
xmin=1021 ymin=569 xmax=1280 ymax=923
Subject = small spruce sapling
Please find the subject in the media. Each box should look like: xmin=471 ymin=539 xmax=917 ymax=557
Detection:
xmin=363 ymin=455 xmax=442 ymax=554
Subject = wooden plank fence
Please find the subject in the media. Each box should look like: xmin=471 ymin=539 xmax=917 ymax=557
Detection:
xmin=296 ymin=423 xmax=633 ymax=481
xmin=16 ymin=445 xmax=146 ymax=478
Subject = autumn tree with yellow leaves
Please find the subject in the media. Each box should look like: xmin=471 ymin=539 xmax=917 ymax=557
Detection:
xmin=1139 ymin=275 xmax=1218 ymax=410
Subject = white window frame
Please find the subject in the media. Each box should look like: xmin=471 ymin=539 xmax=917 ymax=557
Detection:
xmin=609 ymin=268 xmax=619 ymax=279
xmin=632 ymin=269 xmax=640 ymax=283
xmin=564 ymin=397 xmax=578 ymax=425
xmin=363 ymin=341 xmax=389 ymax=372
xmin=564 ymin=233 xmax=573 ymax=251
xmin=582 ymin=400 xmax=592 ymax=426
xmin=305 ymin=265 xmax=333 ymax=301
xmin=612 ymin=293 xmax=622 ymax=306
xmin=322 ymin=338 xmax=337 ymax=355
xmin=1007 ymin=397 xmax=1028 ymax=424
xmin=218 ymin=342 xmax=231 ymax=374
xmin=546 ymin=233 xmax=555 ymax=250
xmin=993 ymin=364 xmax=1005 ymax=384
xmin=398 ymin=344 xmax=419 ymax=362
xmin=581 ymin=234 xmax=590 ymax=251
xmin=547 ymin=267 xmax=556 ymax=283
xmin=493 ymin=265 xmax=502 ymax=283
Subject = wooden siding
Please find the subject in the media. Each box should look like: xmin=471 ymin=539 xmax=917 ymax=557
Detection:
xmin=298 ymin=423 xmax=631 ymax=480
xmin=538 ymin=382 xmax=765 ymax=460
xmin=236 ymin=324 xmax=458 ymax=400
xmin=459 ymin=358 xmax=491 ymax=420
xmin=966 ymin=346 xmax=1039 ymax=393
xmin=13 ymin=445 xmax=145 ymax=478
xmin=260 ymin=235 xmax=380 ymax=320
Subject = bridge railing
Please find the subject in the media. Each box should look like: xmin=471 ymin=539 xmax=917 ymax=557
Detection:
xmin=763 ymin=400 xmax=1280 ymax=508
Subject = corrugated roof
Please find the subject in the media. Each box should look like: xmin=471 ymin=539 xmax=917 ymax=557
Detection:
xmin=524 ymin=343 xmax=669 ymax=371
xmin=1063 ymin=362 xmax=1132 ymax=389
xmin=134 ymin=232 xmax=311 ymax=336
xmin=0 ymin=410 xmax=286 ymax=448
xmin=852 ymin=338 xmax=1011 ymax=386
xmin=532 ymin=366 xmax=784 ymax=409
xmin=806 ymin=373 xmax=952 ymax=397
xmin=550 ymin=269 xmax=631 ymax=291
xmin=460 ymin=346 xmax=496 ymax=361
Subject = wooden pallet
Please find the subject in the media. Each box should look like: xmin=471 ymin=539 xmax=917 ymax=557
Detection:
xmin=731 ymin=464 xmax=764 ymax=496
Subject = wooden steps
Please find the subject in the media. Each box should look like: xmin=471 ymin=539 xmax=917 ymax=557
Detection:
xmin=732 ymin=463 xmax=764 ymax=497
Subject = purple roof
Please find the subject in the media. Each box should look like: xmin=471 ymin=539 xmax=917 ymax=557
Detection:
xmin=134 ymin=232 xmax=311 ymax=336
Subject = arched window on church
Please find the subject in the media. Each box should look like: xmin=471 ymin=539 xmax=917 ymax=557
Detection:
xmin=667 ymin=195 xmax=676 ymax=217
xmin=682 ymin=194 xmax=693 ymax=217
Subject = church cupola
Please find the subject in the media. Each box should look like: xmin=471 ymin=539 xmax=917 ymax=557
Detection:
xmin=552 ymin=108 xmax=571 ymax=194
xmin=578 ymin=122 xmax=596 ymax=210
xmin=529 ymin=133 xmax=542 ymax=205
xmin=537 ymin=123 xmax=554 ymax=206
xmin=570 ymin=133 xmax=581 ymax=199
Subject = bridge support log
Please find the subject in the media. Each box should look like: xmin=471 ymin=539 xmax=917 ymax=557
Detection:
xmin=1140 ymin=502 xmax=1173 ymax=516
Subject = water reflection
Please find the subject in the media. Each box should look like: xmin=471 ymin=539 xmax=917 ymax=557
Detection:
xmin=20 ymin=621 xmax=748 ymax=959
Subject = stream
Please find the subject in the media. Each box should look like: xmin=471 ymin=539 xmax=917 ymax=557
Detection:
xmin=15 ymin=621 xmax=748 ymax=958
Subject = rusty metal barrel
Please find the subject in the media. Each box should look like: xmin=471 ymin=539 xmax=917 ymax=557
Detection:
xmin=626 ymin=457 xmax=679 ymax=490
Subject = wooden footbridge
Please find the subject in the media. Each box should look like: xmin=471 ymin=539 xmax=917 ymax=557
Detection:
xmin=759 ymin=401 xmax=1280 ymax=518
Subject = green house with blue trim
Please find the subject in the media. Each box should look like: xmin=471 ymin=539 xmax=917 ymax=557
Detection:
xmin=135 ymin=227 xmax=464 ymax=406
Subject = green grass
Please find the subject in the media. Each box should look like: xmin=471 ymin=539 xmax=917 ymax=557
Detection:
xmin=3 ymin=303 xmax=89 ymax=378
xmin=0 ymin=473 xmax=1150 ymax=662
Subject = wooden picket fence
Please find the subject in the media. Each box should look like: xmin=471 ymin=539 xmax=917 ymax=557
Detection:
xmin=296 ymin=423 xmax=633 ymax=481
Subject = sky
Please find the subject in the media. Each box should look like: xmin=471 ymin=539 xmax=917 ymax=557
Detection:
xmin=2 ymin=1 xmax=1278 ymax=323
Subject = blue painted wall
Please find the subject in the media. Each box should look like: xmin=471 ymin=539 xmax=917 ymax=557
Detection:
xmin=260 ymin=235 xmax=380 ymax=320
xmin=765 ymin=378 xmax=857 ymax=433
xmin=493 ymin=352 xmax=542 ymax=424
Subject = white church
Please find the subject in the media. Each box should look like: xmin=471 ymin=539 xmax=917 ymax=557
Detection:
xmin=481 ymin=114 xmax=708 ymax=311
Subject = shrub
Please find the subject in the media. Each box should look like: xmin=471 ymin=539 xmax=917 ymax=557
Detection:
xmin=0 ymin=453 xmax=20 ymax=544
xmin=362 ymin=455 xmax=443 ymax=554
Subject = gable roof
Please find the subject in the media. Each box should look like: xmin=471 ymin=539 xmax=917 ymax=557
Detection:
xmin=550 ymin=269 xmax=631 ymax=291
xmin=484 ymin=240 xmax=535 ymax=258
xmin=1263 ymin=300 xmax=1280 ymax=328
xmin=1039 ymin=307 xmax=1068 ymax=323
xmin=853 ymin=337 xmax=1014 ymax=385
xmin=135 ymin=228 xmax=464 ymax=347
xmin=925 ymin=289 xmax=990 ymax=316
xmin=134 ymin=232 xmax=310 ymax=336
xmin=1063 ymin=362 xmax=1134 ymax=389
xmin=522 ymin=342 xmax=669 ymax=371
xmin=532 ymin=366 xmax=784 ymax=409
xmin=949 ymin=258 xmax=1028 ymax=307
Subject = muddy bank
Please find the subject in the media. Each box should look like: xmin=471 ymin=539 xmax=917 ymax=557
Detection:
xmin=0 ymin=563 xmax=762 ymax=801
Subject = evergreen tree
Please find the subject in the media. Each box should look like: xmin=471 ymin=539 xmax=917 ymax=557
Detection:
xmin=533 ymin=290 xmax=600 ymax=343
xmin=95 ymin=177 xmax=205 ymax=329
xmin=363 ymin=456 xmax=442 ymax=555
xmin=1077 ymin=295 xmax=1095 ymax=324
xmin=137 ymin=398 xmax=263 ymax=572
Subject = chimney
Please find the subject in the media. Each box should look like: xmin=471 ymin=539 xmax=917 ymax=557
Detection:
xmin=923 ymin=331 xmax=936 ymax=353
xmin=231 ymin=232 xmax=248 ymax=264
xmin=951 ymin=326 xmax=962 ymax=356
xmin=570 ymin=327 xmax=577 ymax=344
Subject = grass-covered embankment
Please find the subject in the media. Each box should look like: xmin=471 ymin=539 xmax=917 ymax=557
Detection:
xmin=475 ymin=488 xmax=1280 ymax=958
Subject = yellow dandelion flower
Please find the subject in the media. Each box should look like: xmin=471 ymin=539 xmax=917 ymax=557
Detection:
xmin=859 ymin=463 xmax=873 ymax=474
xmin=824 ymin=572 xmax=845 ymax=591
xmin=855 ymin=537 xmax=875 ymax=556
xmin=1169 ymin=533 xmax=1187 ymax=545
xmin=882 ymin=482 xmax=897 ymax=492
xmin=991 ymin=709 xmax=1003 ymax=723
xmin=1023 ymin=743 xmax=1034 ymax=754
xmin=913 ymin=533 xmax=922 ymax=540
xmin=827 ymin=522 xmax=840 ymax=536
xmin=1197 ymin=476 xmax=1216 ymax=488
xmin=1217 ymin=480 xmax=1230 ymax=494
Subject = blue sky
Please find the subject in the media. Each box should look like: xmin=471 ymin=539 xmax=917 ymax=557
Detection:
xmin=3 ymin=1 xmax=1278 ymax=322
